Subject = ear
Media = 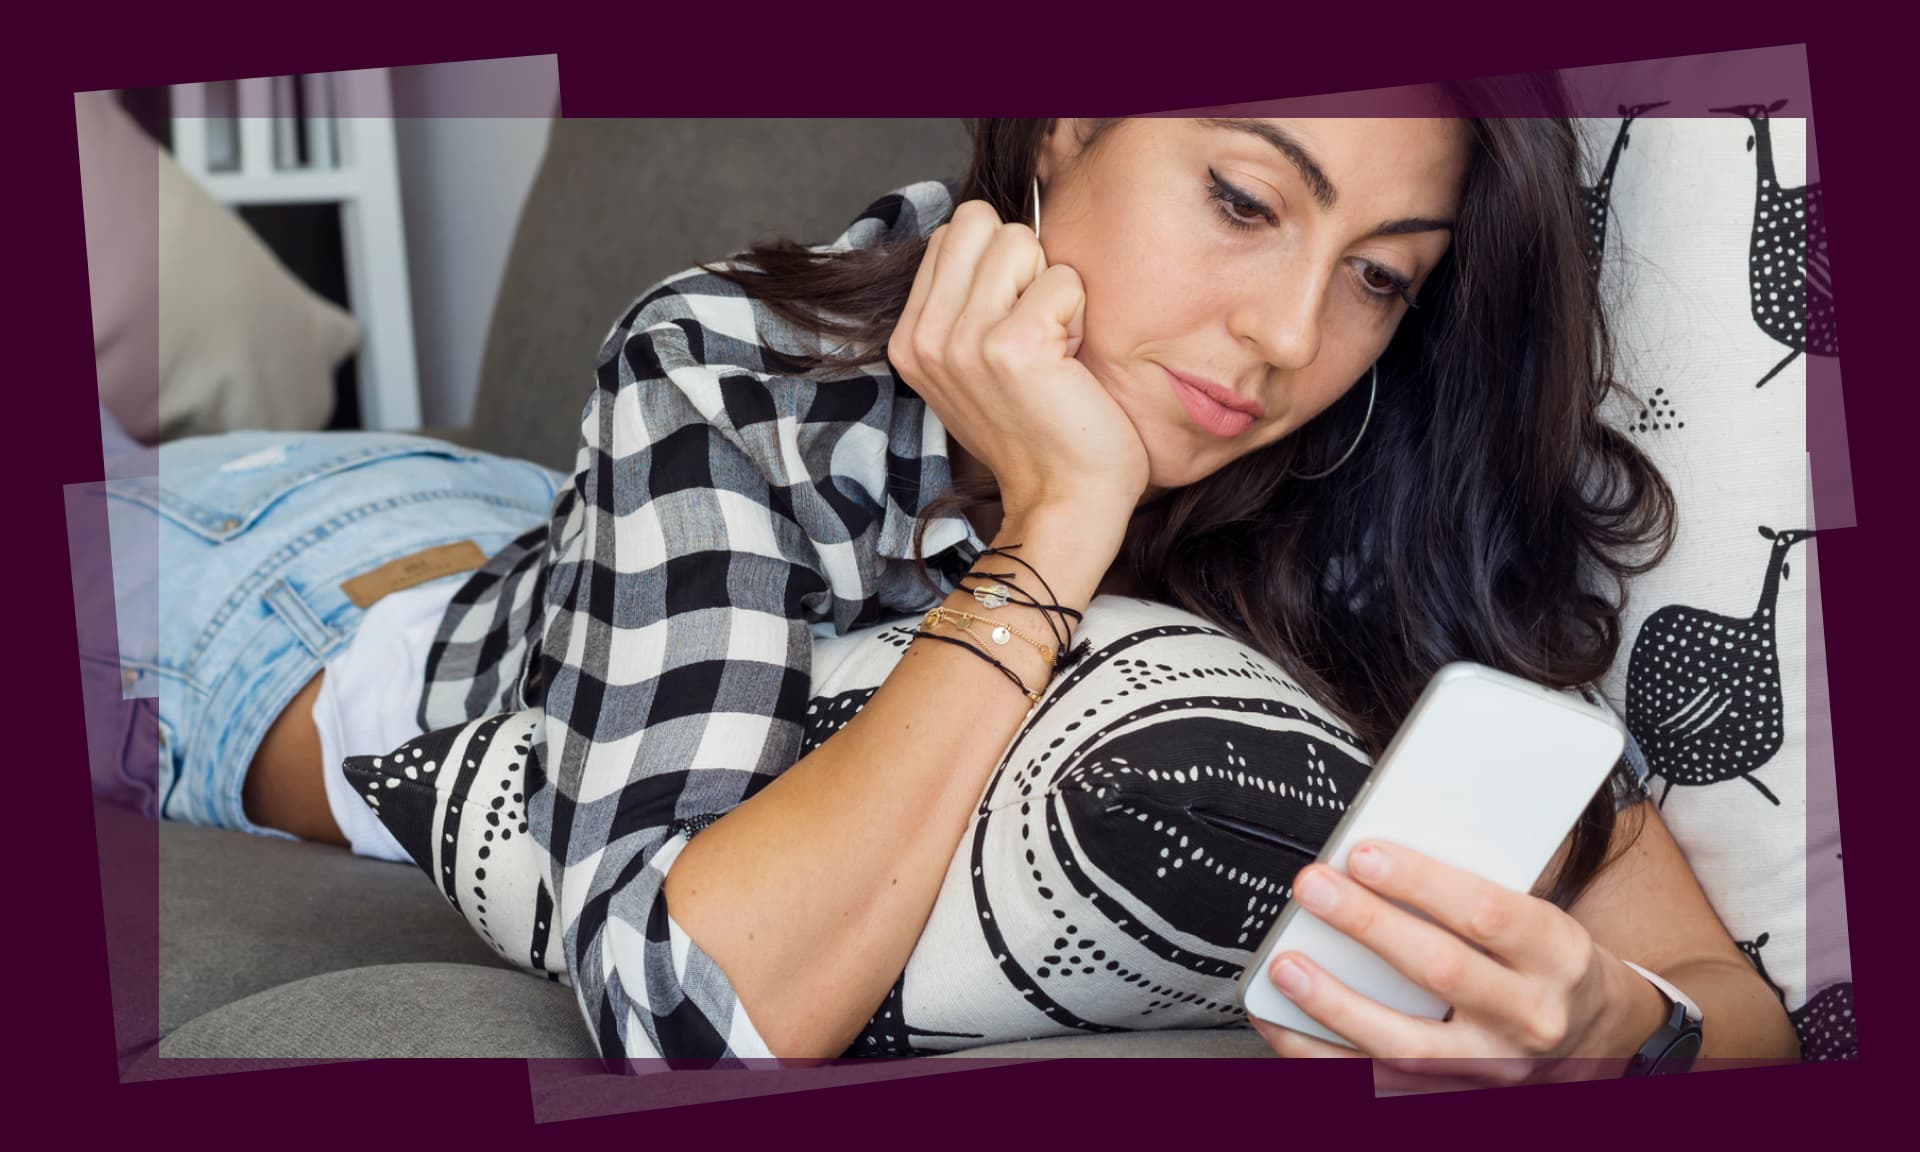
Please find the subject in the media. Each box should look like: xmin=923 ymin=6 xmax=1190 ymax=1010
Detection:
xmin=1036 ymin=118 xmax=1075 ymax=187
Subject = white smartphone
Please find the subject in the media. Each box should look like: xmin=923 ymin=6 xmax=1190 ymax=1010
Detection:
xmin=1236 ymin=661 xmax=1626 ymax=1047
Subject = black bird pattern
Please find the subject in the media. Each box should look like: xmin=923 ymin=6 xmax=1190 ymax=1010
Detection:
xmin=1582 ymin=101 xmax=1669 ymax=280
xmin=1710 ymin=99 xmax=1836 ymax=387
xmin=1626 ymin=526 xmax=1814 ymax=806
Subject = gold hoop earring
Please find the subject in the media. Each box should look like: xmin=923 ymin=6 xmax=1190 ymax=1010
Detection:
xmin=1031 ymin=175 xmax=1041 ymax=241
xmin=1287 ymin=364 xmax=1378 ymax=481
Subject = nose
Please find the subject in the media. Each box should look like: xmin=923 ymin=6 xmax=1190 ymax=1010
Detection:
xmin=1226 ymin=265 xmax=1326 ymax=371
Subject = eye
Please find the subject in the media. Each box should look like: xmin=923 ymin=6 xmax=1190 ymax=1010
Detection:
xmin=1206 ymin=169 xmax=1275 ymax=231
xmin=1353 ymin=260 xmax=1418 ymax=311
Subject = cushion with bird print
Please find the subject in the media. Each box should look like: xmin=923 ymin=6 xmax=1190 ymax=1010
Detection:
xmin=1573 ymin=106 xmax=1850 ymax=1059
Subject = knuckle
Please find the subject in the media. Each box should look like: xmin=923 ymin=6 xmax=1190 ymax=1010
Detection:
xmin=910 ymin=328 xmax=947 ymax=367
xmin=978 ymin=330 xmax=1011 ymax=369
xmin=1345 ymin=896 xmax=1379 ymax=940
xmin=1468 ymin=891 xmax=1511 ymax=942
xmin=1422 ymin=949 xmax=1466 ymax=998
xmin=1556 ymin=931 xmax=1593 ymax=988
xmin=1520 ymin=995 xmax=1570 ymax=1053
xmin=954 ymin=199 xmax=1002 ymax=227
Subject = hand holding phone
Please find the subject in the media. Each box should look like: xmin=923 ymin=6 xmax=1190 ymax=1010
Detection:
xmin=1237 ymin=662 xmax=1626 ymax=1047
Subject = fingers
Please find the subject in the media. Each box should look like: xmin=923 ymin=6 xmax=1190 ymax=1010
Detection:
xmin=916 ymin=201 xmax=1011 ymax=359
xmin=1288 ymin=857 xmax=1521 ymax=1016
xmin=962 ymin=221 xmax=1046 ymax=322
xmin=901 ymin=199 xmax=1069 ymax=380
xmin=1000 ymin=263 xmax=1087 ymax=362
xmin=1340 ymin=841 xmax=1575 ymax=973
xmin=1262 ymin=950 xmax=1456 ymax=1062
xmin=1248 ymin=1016 xmax=1366 ymax=1059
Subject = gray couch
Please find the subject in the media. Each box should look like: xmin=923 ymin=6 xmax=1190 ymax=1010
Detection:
xmin=147 ymin=118 xmax=1274 ymax=1065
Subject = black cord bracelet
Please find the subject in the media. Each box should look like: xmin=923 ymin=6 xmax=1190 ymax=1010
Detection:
xmin=911 ymin=627 xmax=1042 ymax=703
xmin=957 ymin=572 xmax=1093 ymax=675
xmin=964 ymin=571 xmax=1069 ymax=651
xmin=978 ymin=545 xmax=1068 ymax=614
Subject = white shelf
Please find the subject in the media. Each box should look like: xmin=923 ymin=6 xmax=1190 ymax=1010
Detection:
xmin=169 ymin=70 xmax=421 ymax=430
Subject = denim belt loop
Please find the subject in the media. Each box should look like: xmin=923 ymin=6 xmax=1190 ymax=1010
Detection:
xmin=261 ymin=578 xmax=344 ymax=662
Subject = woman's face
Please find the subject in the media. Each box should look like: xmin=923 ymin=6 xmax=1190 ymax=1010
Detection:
xmin=1035 ymin=117 xmax=1473 ymax=498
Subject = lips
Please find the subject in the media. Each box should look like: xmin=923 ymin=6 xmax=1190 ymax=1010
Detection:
xmin=1164 ymin=367 xmax=1261 ymax=439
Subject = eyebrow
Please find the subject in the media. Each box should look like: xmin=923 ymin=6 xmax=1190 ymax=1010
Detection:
xmin=1197 ymin=117 xmax=1456 ymax=237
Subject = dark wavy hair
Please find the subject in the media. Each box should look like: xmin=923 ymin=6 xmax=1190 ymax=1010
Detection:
xmin=703 ymin=80 xmax=1677 ymax=910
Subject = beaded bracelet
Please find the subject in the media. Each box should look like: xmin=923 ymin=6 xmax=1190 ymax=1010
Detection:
xmin=911 ymin=627 xmax=1043 ymax=704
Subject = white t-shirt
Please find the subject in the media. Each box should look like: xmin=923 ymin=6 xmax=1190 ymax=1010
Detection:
xmin=314 ymin=578 xmax=466 ymax=861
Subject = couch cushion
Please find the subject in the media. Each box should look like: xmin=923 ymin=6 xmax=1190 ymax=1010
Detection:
xmin=158 ymin=962 xmax=594 ymax=1059
xmin=160 ymin=820 xmax=518 ymax=1035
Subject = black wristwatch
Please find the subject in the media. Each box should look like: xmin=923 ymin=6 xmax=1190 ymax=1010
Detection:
xmin=1620 ymin=961 xmax=1705 ymax=1077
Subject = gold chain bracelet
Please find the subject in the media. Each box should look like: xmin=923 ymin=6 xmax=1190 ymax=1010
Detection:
xmin=920 ymin=606 xmax=1057 ymax=667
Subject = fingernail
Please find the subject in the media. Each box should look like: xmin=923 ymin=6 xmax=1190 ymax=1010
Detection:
xmin=1349 ymin=845 xmax=1387 ymax=883
xmin=1273 ymin=956 xmax=1310 ymax=998
xmin=1294 ymin=868 xmax=1338 ymax=913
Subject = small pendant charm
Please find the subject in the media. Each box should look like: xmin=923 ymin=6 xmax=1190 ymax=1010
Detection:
xmin=974 ymin=582 xmax=1011 ymax=609
xmin=991 ymin=625 xmax=1012 ymax=645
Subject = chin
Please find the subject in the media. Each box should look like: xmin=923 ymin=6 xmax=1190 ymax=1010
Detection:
xmin=1143 ymin=451 xmax=1214 ymax=498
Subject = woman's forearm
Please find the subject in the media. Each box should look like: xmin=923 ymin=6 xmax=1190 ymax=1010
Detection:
xmin=662 ymin=501 xmax=1129 ymax=1060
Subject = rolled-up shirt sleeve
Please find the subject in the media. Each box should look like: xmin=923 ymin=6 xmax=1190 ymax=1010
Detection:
xmin=533 ymin=280 xmax=846 ymax=1063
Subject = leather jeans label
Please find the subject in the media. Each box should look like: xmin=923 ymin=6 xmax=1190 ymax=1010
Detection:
xmin=341 ymin=540 xmax=487 ymax=608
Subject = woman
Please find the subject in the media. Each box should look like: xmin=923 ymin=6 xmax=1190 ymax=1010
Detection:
xmin=118 ymin=100 xmax=1799 ymax=1079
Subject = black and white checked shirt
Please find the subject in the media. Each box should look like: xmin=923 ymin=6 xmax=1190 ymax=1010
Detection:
xmin=410 ymin=178 xmax=987 ymax=1061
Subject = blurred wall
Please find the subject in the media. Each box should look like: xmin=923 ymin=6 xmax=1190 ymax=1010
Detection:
xmin=391 ymin=69 xmax=557 ymax=428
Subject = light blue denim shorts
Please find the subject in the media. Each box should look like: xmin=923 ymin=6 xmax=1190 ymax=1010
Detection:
xmin=100 ymin=430 xmax=564 ymax=839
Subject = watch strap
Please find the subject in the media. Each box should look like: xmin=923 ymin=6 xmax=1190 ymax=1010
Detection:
xmin=1621 ymin=960 xmax=1705 ymax=1025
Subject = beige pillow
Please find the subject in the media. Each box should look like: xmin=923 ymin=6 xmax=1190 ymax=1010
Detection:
xmin=77 ymin=89 xmax=360 ymax=443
